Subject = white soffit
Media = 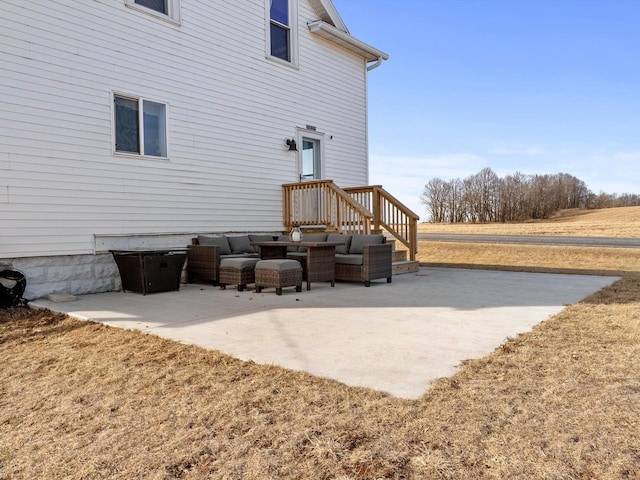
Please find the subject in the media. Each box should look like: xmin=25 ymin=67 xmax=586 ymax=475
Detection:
xmin=309 ymin=0 xmax=349 ymax=32
xmin=308 ymin=21 xmax=389 ymax=62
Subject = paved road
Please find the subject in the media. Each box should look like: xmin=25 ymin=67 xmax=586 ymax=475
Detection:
xmin=417 ymin=233 xmax=640 ymax=248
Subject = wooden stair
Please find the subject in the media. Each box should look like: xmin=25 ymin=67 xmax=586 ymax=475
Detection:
xmin=282 ymin=181 xmax=419 ymax=263
xmin=386 ymin=239 xmax=420 ymax=276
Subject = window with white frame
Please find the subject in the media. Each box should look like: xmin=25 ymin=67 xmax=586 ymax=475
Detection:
xmin=114 ymin=94 xmax=168 ymax=158
xmin=269 ymin=0 xmax=296 ymax=63
xmin=126 ymin=0 xmax=180 ymax=23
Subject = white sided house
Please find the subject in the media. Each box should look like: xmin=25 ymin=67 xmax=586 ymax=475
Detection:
xmin=1 ymin=0 xmax=417 ymax=299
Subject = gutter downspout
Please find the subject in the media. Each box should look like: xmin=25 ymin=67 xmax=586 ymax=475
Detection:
xmin=367 ymin=57 xmax=383 ymax=71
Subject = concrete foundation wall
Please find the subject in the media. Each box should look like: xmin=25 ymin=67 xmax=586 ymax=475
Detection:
xmin=2 ymin=254 xmax=122 ymax=300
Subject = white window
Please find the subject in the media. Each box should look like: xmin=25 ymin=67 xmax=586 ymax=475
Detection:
xmin=268 ymin=0 xmax=297 ymax=65
xmin=113 ymin=94 xmax=168 ymax=158
xmin=126 ymin=0 xmax=180 ymax=23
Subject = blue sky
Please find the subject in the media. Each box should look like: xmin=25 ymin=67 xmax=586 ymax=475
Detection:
xmin=331 ymin=0 xmax=640 ymax=220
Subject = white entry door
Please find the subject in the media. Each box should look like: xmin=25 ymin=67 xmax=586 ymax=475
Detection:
xmin=299 ymin=136 xmax=321 ymax=181
xmin=297 ymin=134 xmax=324 ymax=223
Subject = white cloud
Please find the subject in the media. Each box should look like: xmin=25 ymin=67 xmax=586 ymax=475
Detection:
xmin=491 ymin=146 xmax=546 ymax=156
xmin=583 ymin=150 xmax=640 ymax=194
xmin=611 ymin=151 xmax=640 ymax=162
xmin=370 ymin=153 xmax=488 ymax=181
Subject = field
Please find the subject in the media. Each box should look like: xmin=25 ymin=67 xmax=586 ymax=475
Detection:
xmin=419 ymin=205 xmax=640 ymax=237
xmin=1 ymin=207 xmax=639 ymax=479
xmin=417 ymin=206 xmax=640 ymax=275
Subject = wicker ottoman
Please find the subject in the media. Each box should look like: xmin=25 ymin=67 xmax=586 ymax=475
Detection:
xmin=254 ymin=259 xmax=303 ymax=295
xmin=219 ymin=257 xmax=260 ymax=292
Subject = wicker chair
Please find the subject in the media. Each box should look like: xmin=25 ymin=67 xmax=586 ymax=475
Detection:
xmin=335 ymin=243 xmax=393 ymax=287
xmin=187 ymin=242 xmax=221 ymax=284
xmin=187 ymin=235 xmax=267 ymax=284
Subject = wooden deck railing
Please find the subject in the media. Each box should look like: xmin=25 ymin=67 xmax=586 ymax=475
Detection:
xmin=282 ymin=180 xmax=374 ymax=234
xmin=282 ymin=181 xmax=419 ymax=261
xmin=344 ymin=185 xmax=419 ymax=261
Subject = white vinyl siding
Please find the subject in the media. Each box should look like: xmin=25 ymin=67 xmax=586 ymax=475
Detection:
xmin=0 ymin=0 xmax=369 ymax=258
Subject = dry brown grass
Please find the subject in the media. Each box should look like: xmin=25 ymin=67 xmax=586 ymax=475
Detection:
xmin=0 ymin=278 xmax=640 ymax=479
xmin=418 ymin=206 xmax=640 ymax=237
xmin=416 ymin=206 xmax=640 ymax=276
xmin=418 ymin=242 xmax=640 ymax=276
xmin=2 ymin=278 xmax=639 ymax=479
xmin=2 ymin=209 xmax=640 ymax=478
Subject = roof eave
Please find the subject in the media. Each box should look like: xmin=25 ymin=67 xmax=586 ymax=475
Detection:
xmin=308 ymin=21 xmax=389 ymax=63
xmin=308 ymin=0 xmax=349 ymax=32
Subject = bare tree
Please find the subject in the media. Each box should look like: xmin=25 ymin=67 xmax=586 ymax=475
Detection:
xmin=421 ymin=168 xmax=638 ymax=223
xmin=420 ymin=178 xmax=449 ymax=222
xmin=464 ymin=168 xmax=500 ymax=222
xmin=446 ymin=178 xmax=465 ymax=223
xmin=500 ymin=172 xmax=528 ymax=222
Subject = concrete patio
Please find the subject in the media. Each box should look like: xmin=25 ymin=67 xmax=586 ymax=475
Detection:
xmin=31 ymin=267 xmax=618 ymax=399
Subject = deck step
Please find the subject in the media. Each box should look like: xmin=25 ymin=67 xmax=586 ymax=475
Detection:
xmin=392 ymin=249 xmax=407 ymax=262
xmin=392 ymin=260 xmax=420 ymax=275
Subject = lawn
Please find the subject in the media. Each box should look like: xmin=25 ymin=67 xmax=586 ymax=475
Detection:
xmin=2 ymin=208 xmax=640 ymax=479
xmin=416 ymin=206 xmax=640 ymax=276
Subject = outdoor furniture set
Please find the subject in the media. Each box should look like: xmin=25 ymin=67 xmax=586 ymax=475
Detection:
xmin=187 ymin=232 xmax=393 ymax=294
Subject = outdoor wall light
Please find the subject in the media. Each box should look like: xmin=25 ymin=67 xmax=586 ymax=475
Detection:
xmin=286 ymin=139 xmax=297 ymax=151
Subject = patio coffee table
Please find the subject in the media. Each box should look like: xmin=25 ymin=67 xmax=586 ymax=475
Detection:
xmin=250 ymin=241 xmax=343 ymax=291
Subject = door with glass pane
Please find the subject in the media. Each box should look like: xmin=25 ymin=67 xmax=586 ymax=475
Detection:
xmin=300 ymin=138 xmax=321 ymax=181
xmin=299 ymin=137 xmax=322 ymax=223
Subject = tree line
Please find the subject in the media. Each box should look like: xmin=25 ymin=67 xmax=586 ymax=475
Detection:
xmin=420 ymin=167 xmax=640 ymax=223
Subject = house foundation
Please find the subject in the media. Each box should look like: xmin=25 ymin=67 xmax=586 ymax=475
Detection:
xmin=3 ymin=254 xmax=122 ymax=301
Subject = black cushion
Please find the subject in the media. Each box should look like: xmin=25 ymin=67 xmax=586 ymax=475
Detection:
xmin=326 ymin=233 xmax=351 ymax=255
xmin=197 ymin=235 xmax=231 ymax=255
xmin=227 ymin=235 xmax=255 ymax=254
xmin=249 ymin=234 xmax=275 ymax=243
xmin=297 ymin=233 xmax=328 ymax=252
xmin=349 ymin=234 xmax=383 ymax=254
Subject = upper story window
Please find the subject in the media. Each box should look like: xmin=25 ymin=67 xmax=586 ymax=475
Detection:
xmin=114 ymin=94 xmax=168 ymax=158
xmin=268 ymin=0 xmax=297 ymax=65
xmin=126 ymin=0 xmax=180 ymax=24
xmin=135 ymin=0 xmax=167 ymax=14
xmin=270 ymin=0 xmax=290 ymax=61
